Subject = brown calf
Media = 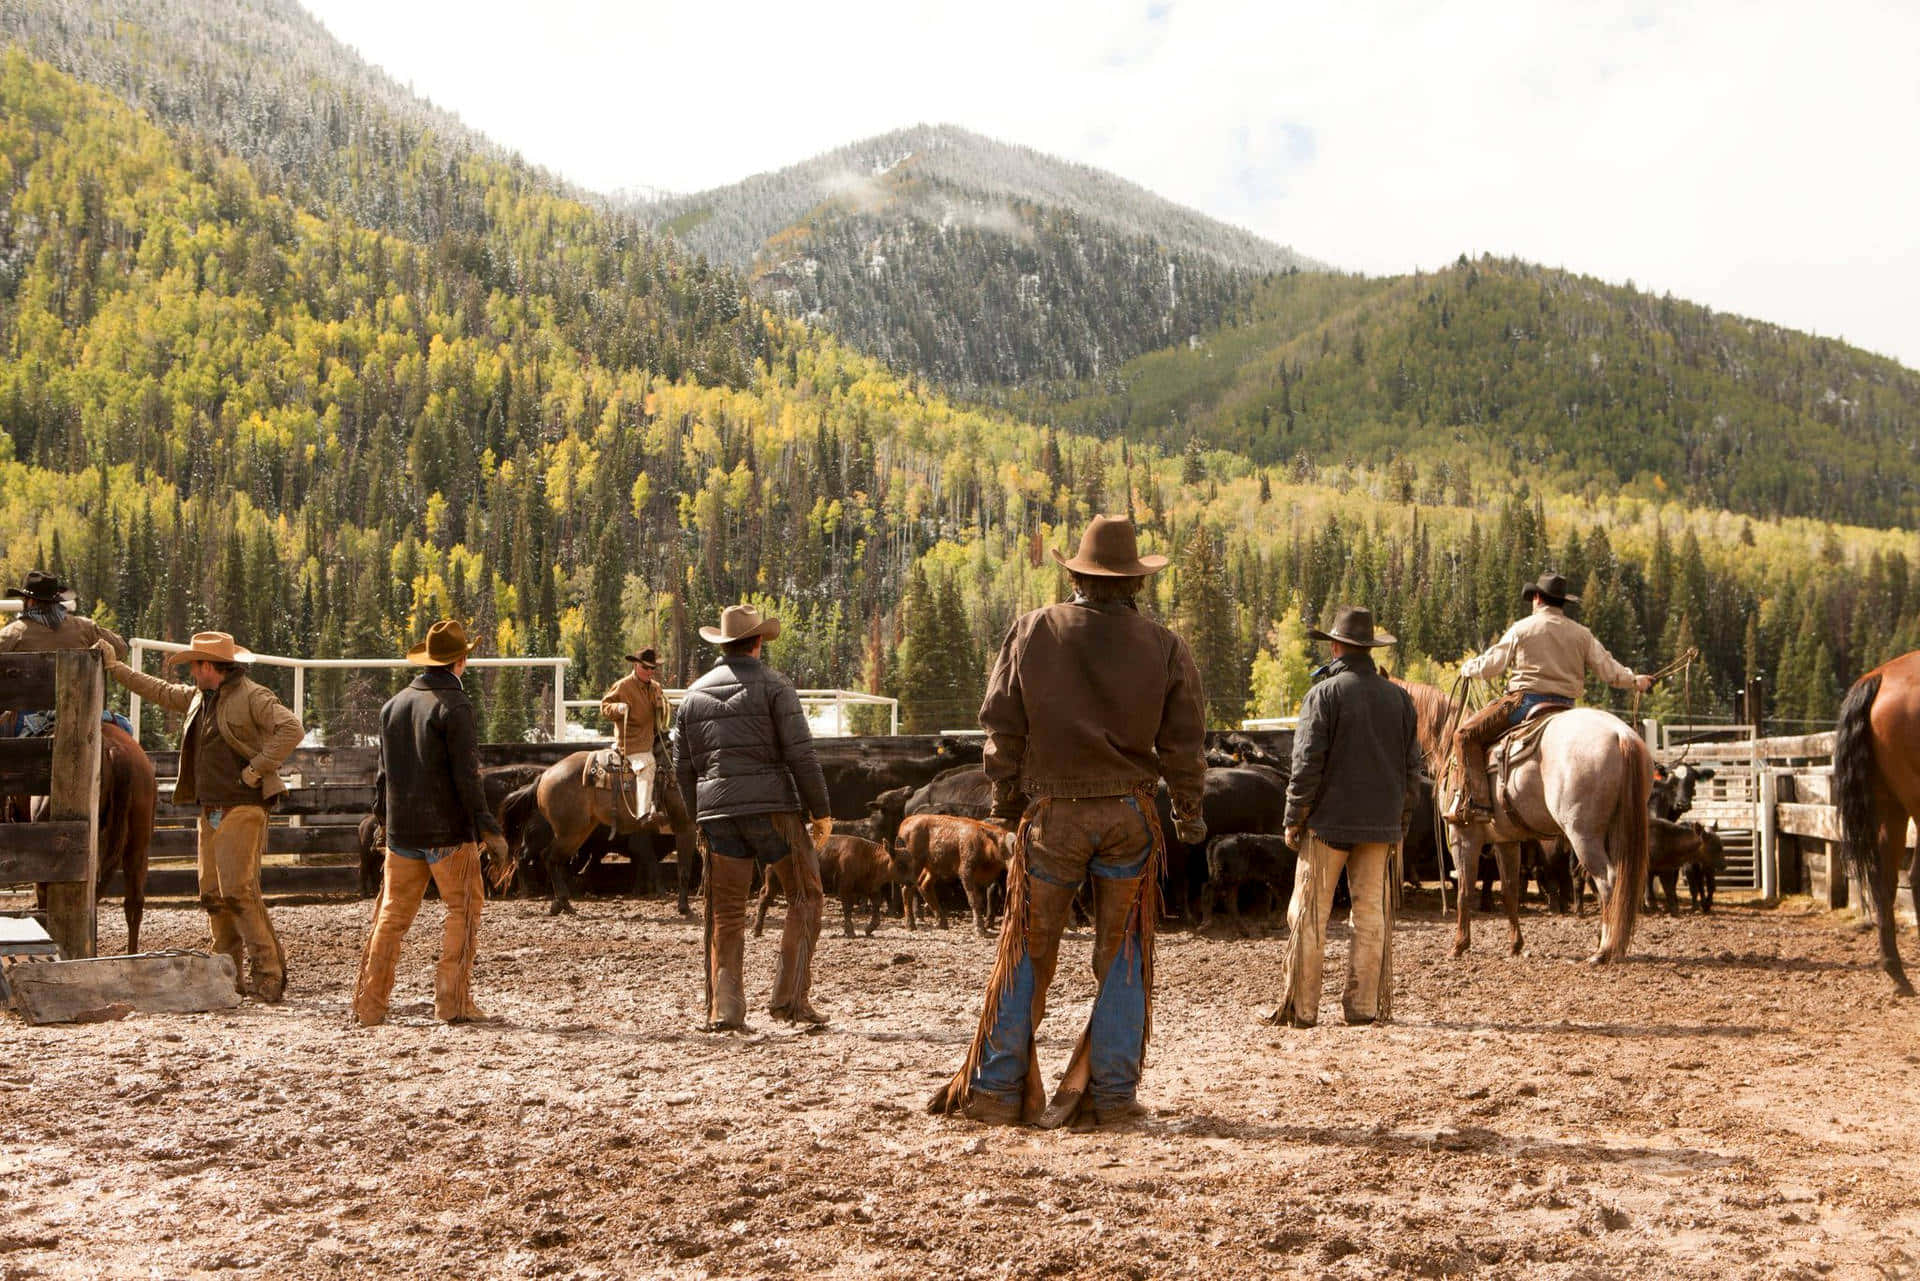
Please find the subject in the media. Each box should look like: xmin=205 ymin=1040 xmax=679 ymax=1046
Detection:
xmin=897 ymin=813 xmax=1009 ymax=935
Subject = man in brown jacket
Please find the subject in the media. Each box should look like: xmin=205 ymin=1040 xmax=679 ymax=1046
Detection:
xmin=96 ymin=631 xmax=303 ymax=1000
xmin=930 ymin=516 xmax=1207 ymax=1129
xmin=599 ymin=646 xmax=700 ymax=915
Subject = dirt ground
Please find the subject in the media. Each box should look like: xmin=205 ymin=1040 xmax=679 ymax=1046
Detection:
xmin=3 ymin=884 xmax=1917 ymax=1281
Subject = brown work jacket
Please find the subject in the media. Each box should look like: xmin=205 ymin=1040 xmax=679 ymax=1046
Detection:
xmin=600 ymin=673 xmax=669 ymax=755
xmin=109 ymin=663 xmax=303 ymax=804
xmin=0 ymin=612 xmax=129 ymax=660
xmin=979 ymin=596 xmax=1207 ymax=817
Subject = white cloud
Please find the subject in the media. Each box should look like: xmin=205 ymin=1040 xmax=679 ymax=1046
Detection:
xmin=300 ymin=0 xmax=1920 ymax=365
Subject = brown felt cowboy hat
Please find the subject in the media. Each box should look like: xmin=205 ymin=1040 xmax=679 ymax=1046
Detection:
xmin=5 ymin=570 xmax=76 ymax=603
xmin=623 ymin=647 xmax=659 ymax=665
xmin=699 ymin=603 xmax=781 ymax=646
xmin=1306 ymin=605 xmax=1396 ymax=648
xmin=1050 ymin=515 xmax=1169 ymax=577
xmin=1522 ymin=571 xmax=1581 ymax=606
xmin=163 ymin=631 xmax=256 ymax=666
xmin=406 ymin=619 xmax=479 ymax=666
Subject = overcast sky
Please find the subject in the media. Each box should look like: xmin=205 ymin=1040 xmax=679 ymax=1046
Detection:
xmin=301 ymin=0 xmax=1920 ymax=368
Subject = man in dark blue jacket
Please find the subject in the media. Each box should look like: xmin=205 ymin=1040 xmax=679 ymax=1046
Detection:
xmin=353 ymin=620 xmax=507 ymax=1026
xmin=673 ymin=604 xmax=831 ymax=1030
xmin=1269 ymin=605 xmax=1423 ymax=1028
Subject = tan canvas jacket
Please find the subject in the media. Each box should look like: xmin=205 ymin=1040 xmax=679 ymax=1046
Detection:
xmin=979 ymin=597 xmax=1207 ymax=817
xmin=600 ymin=672 xmax=669 ymax=755
xmin=0 ymin=613 xmax=129 ymax=660
xmin=107 ymin=662 xmax=303 ymax=804
xmin=1461 ymin=607 xmax=1638 ymax=699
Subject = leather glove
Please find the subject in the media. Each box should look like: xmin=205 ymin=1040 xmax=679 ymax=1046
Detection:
xmin=240 ymin=764 xmax=262 ymax=788
xmin=1171 ymin=801 xmax=1206 ymax=845
xmin=482 ymin=829 xmax=510 ymax=861
xmin=809 ymin=816 xmax=834 ymax=849
xmin=1286 ymin=825 xmax=1306 ymax=851
xmin=91 ymin=637 xmax=121 ymax=668
xmin=990 ymin=786 xmax=1028 ymax=825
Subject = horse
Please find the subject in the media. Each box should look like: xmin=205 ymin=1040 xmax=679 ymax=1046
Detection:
xmin=497 ymin=751 xmax=698 ymax=916
xmin=1834 ymin=650 xmax=1920 ymax=996
xmin=9 ymin=722 xmax=158 ymax=952
xmin=1396 ymin=680 xmax=1651 ymax=963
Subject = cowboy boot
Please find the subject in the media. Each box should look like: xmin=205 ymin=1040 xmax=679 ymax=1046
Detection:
xmin=706 ymin=854 xmax=755 ymax=1030
xmin=770 ymin=844 xmax=828 ymax=1024
xmin=430 ymin=845 xmax=488 ymax=1023
xmin=959 ymin=873 xmax=1079 ymax=1123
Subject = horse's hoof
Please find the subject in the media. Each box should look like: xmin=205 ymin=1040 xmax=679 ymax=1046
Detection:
xmin=1451 ymin=939 xmax=1469 ymax=958
xmin=549 ymin=900 xmax=575 ymax=917
xmin=1893 ymin=979 xmax=1915 ymax=998
xmin=1509 ymin=940 xmax=1524 ymax=957
xmin=1586 ymin=951 xmax=1608 ymax=966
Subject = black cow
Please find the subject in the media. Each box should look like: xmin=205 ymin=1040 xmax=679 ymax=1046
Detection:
xmin=818 ymin=736 xmax=984 ymax=818
xmin=1650 ymin=763 xmax=1716 ymax=821
xmin=1199 ymin=833 xmax=1298 ymax=934
xmin=1155 ymin=765 xmax=1289 ymax=921
xmin=905 ymin=766 xmax=993 ymax=819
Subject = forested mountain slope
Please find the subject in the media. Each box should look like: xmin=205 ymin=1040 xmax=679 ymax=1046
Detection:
xmin=1018 ymin=261 xmax=1920 ymax=528
xmin=644 ymin=125 xmax=1320 ymax=389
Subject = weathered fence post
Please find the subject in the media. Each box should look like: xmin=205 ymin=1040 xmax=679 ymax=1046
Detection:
xmin=44 ymin=649 xmax=102 ymax=959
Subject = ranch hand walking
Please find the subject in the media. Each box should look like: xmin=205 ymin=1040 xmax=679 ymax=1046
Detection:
xmin=353 ymin=621 xmax=508 ymax=1026
xmin=1268 ymin=606 xmax=1422 ymax=1028
xmin=673 ymin=604 xmax=833 ymax=1030
xmin=930 ymin=515 xmax=1207 ymax=1129
xmin=95 ymin=631 xmax=301 ymax=1002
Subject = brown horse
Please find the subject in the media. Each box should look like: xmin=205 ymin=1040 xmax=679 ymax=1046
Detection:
xmin=502 ymin=751 xmax=698 ymax=916
xmin=14 ymin=723 xmax=158 ymax=952
xmin=1834 ymin=650 xmax=1920 ymax=995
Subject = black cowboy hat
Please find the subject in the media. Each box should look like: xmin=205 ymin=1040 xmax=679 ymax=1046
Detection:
xmin=623 ymin=647 xmax=659 ymax=665
xmin=5 ymin=570 xmax=75 ymax=603
xmin=1522 ymin=571 xmax=1581 ymax=606
xmin=1306 ymin=604 xmax=1396 ymax=648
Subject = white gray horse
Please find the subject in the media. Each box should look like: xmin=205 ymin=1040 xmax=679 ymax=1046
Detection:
xmin=1396 ymin=682 xmax=1652 ymax=963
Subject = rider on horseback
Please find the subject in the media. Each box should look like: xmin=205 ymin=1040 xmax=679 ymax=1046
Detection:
xmin=0 ymin=570 xmax=135 ymax=736
xmin=600 ymin=647 xmax=670 ymax=819
xmin=1445 ymin=571 xmax=1653 ymax=826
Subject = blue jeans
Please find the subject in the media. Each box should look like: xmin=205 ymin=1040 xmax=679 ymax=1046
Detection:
xmin=1512 ymin=693 xmax=1573 ymax=725
xmin=389 ymin=842 xmax=461 ymax=865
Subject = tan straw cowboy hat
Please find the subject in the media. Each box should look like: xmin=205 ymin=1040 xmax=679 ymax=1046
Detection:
xmin=1306 ymin=605 xmax=1396 ymax=648
xmin=699 ymin=603 xmax=782 ymax=646
xmin=1050 ymin=515 xmax=1169 ymax=577
xmin=406 ymin=619 xmax=479 ymax=666
xmin=164 ymin=631 xmax=256 ymax=666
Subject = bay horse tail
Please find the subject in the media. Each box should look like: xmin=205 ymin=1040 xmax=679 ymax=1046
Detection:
xmin=1834 ymin=671 xmax=1884 ymax=905
xmin=1604 ymin=733 xmax=1652 ymax=961
xmin=494 ymin=782 xmax=541 ymax=893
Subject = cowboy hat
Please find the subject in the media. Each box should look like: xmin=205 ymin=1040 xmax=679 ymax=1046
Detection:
xmin=406 ymin=619 xmax=479 ymax=666
xmin=163 ymin=631 xmax=255 ymax=666
xmin=1522 ymin=571 xmax=1581 ymax=606
xmin=699 ymin=603 xmax=782 ymax=646
xmin=5 ymin=570 xmax=76 ymax=603
xmin=623 ymin=647 xmax=659 ymax=664
xmin=1050 ymin=515 xmax=1168 ymax=577
xmin=1306 ymin=605 xmax=1396 ymax=648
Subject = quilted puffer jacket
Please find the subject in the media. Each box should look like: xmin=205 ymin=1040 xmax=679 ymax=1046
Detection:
xmin=672 ymin=656 xmax=830 ymax=823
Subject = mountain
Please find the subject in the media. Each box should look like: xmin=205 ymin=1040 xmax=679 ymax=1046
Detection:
xmin=642 ymin=124 xmax=1322 ymax=390
xmin=1015 ymin=258 xmax=1920 ymax=529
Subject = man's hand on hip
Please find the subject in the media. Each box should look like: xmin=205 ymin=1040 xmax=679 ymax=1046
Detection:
xmin=1286 ymin=825 xmax=1306 ymax=851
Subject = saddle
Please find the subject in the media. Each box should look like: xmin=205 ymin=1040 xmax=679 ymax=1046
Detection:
xmin=1489 ymin=703 xmax=1571 ymax=831
xmin=582 ymin=747 xmax=627 ymax=792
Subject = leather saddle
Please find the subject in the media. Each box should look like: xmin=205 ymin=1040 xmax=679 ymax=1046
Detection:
xmin=582 ymin=747 xmax=627 ymax=792
xmin=1489 ymin=703 xmax=1572 ymax=829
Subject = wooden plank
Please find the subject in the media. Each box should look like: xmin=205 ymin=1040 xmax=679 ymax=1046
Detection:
xmin=146 ymin=825 xmax=365 ymax=859
xmin=0 ymin=653 xmax=59 ymax=713
xmin=0 ymin=821 xmax=94 ymax=882
xmin=43 ymin=651 xmax=101 ymax=959
xmin=119 ymin=863 xmax=359 ymax=897
xmin=1752 ymin=731 xmax=1836 ymax=759
xmin=6 ymin=951 xmax=240 ymax=1023
xmin=0 ymin=737 xmax=53 ymax=793
xmin=153 ymin=783 xmax=377 ymax=821
xmin=1778 ymin=804 xmax=1844 ymax=842
xmin=1789 ymin=772 xmax=1835 ymax=805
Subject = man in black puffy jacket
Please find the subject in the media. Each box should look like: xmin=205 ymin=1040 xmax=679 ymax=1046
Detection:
xmin=673 ymin=604 xmax=831 ymax=1029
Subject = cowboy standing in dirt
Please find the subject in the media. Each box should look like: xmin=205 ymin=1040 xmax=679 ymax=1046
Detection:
xmin=2 ymin=569 xmax=134 ymax=735
xmin=600 ymin=646 xmax=701 ymax=915
xmin=1445 ymin=572 xmax=1652 ymax=826
xmin=1267 ymin=606 xmax=1423 ymax=1028
xmin=672 ymin=604 xmax=832 ymax=1029
xmin=95 ymin=631 xmax=301 ymax=1001
xmin=352 ymin=620 xmax=508 ymax=1026
xmin=929 ymin=515 xmax=1207 ymax=1129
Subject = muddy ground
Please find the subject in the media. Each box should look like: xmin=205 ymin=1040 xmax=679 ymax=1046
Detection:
xmin=2 ymin=885 xmax=1917 ymax=1280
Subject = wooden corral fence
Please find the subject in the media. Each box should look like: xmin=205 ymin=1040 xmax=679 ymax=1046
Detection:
xmin=1656 ymin=729 xmax=1916 ymax=923
xmin=0 ymin=651 xmax=104 ymax=957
